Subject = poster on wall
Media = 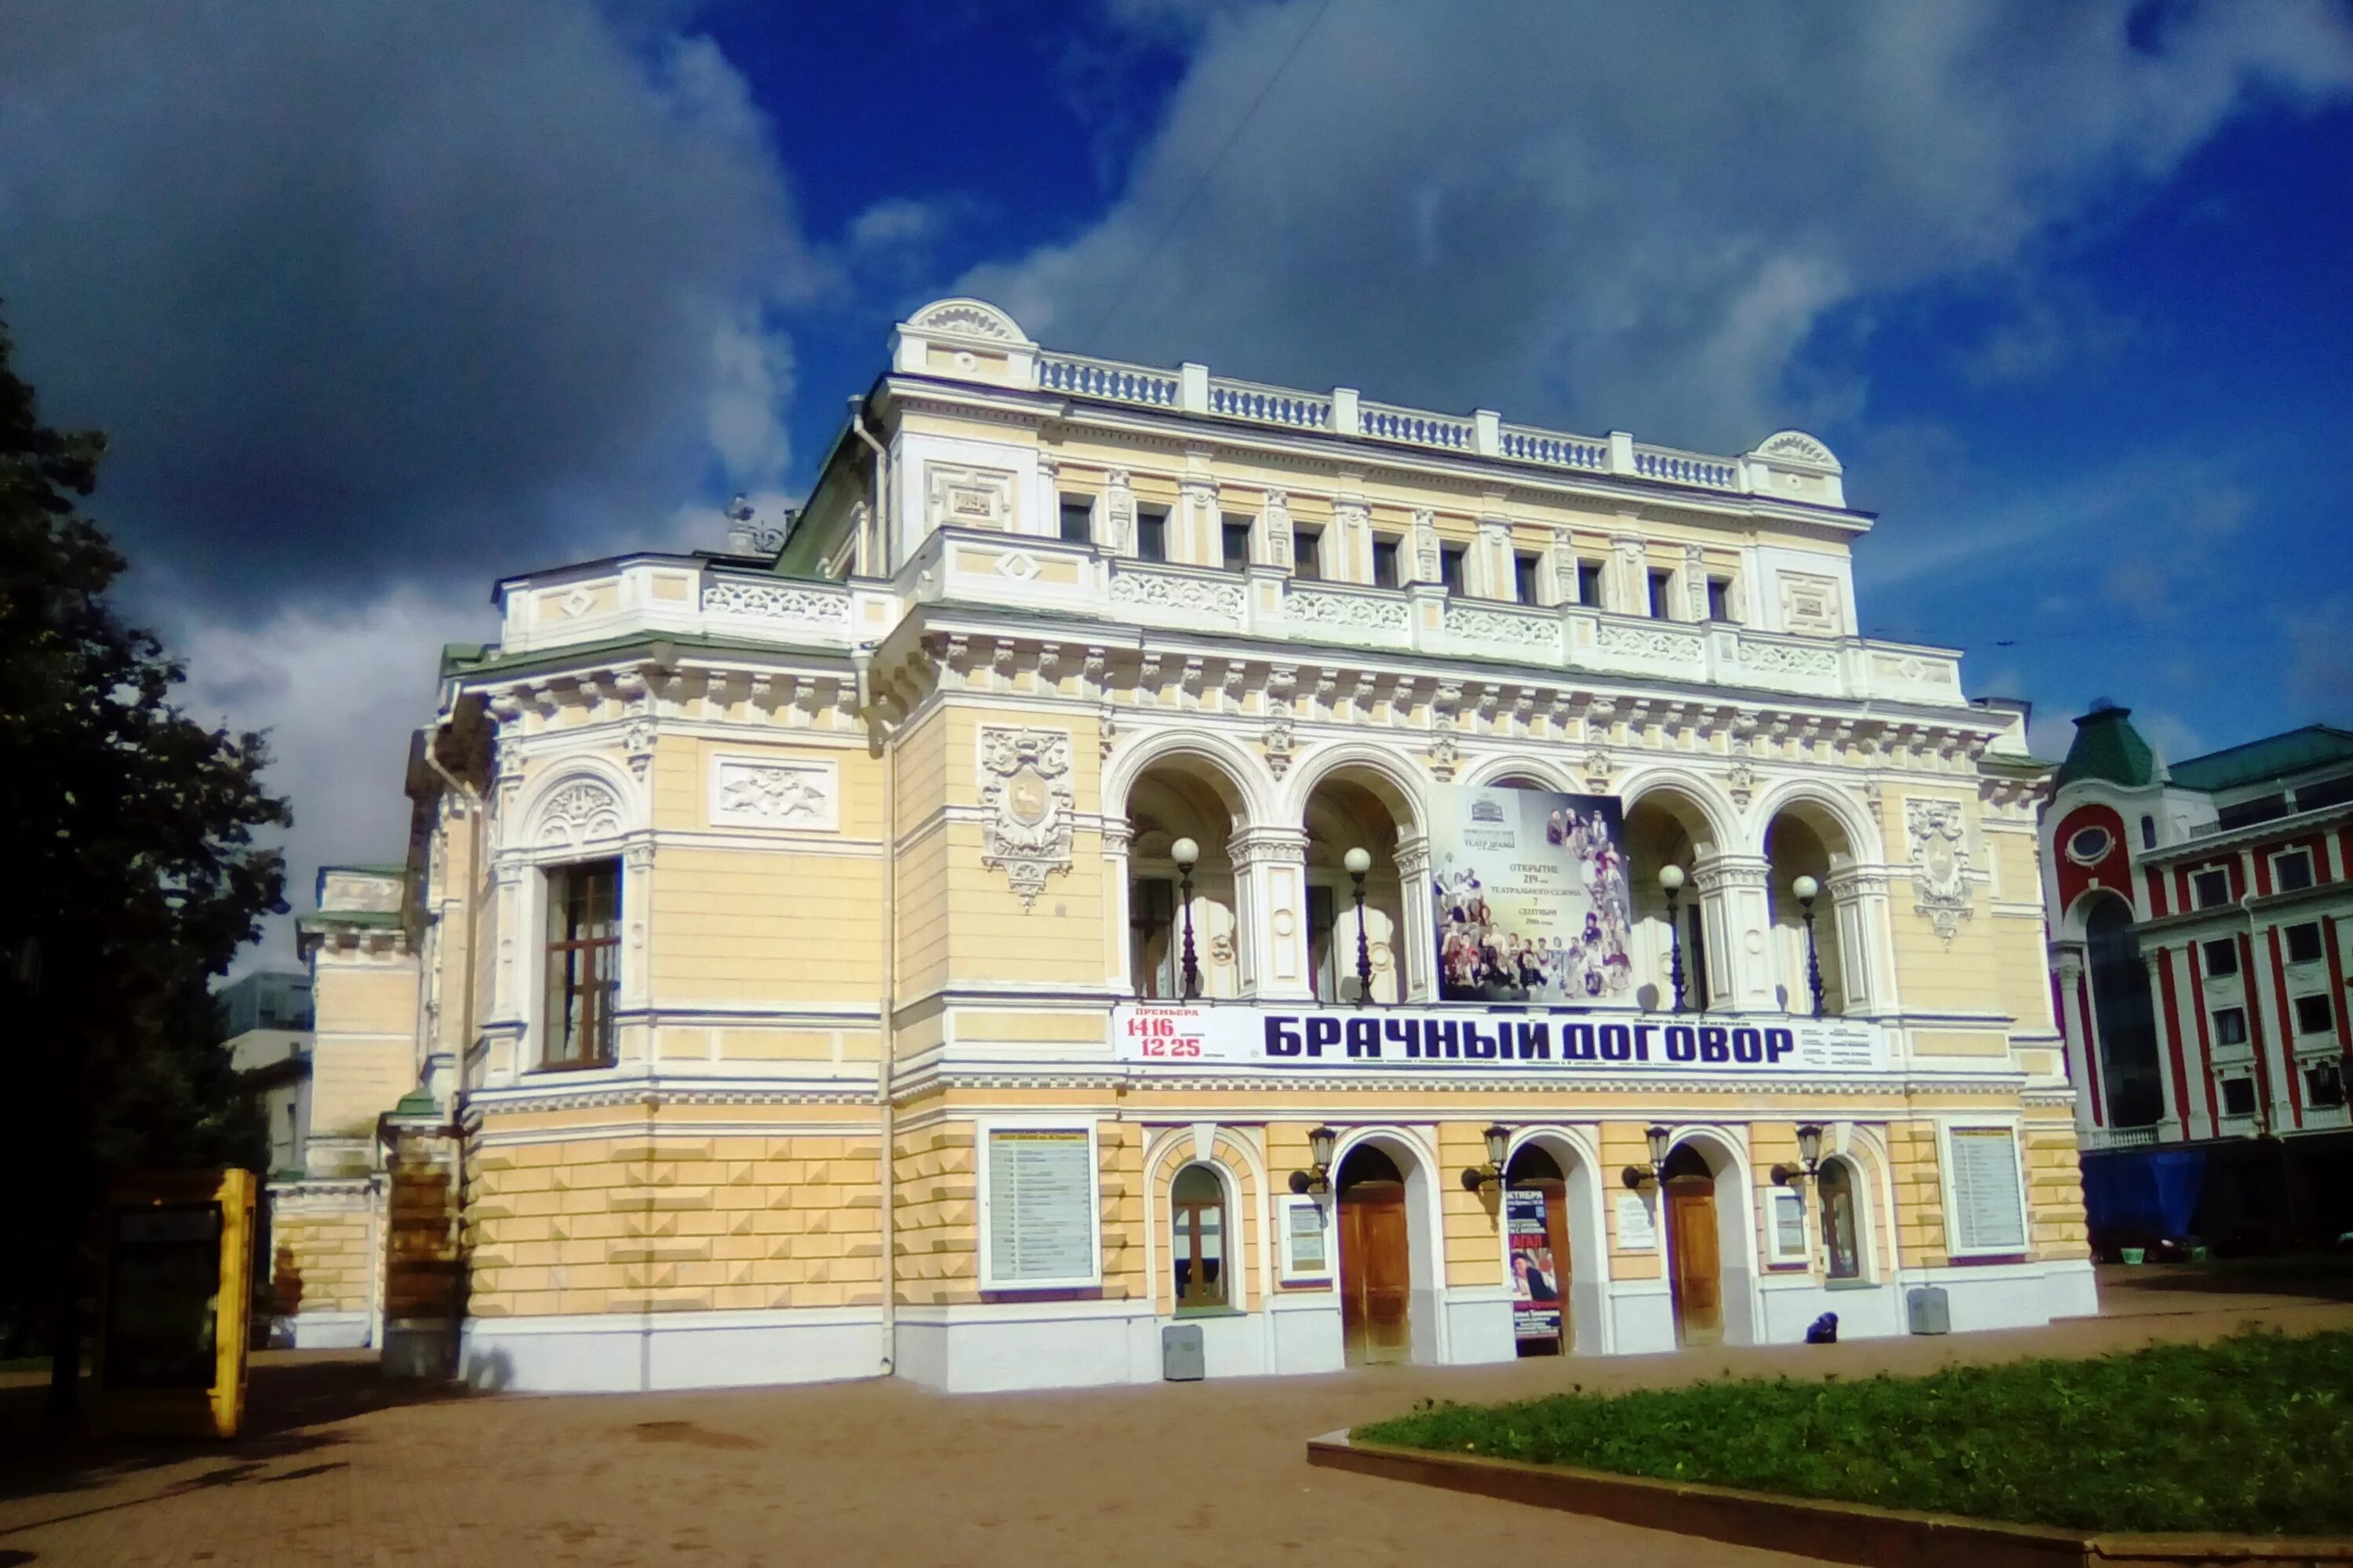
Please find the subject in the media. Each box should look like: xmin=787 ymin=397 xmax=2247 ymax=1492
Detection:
xmin=1431 ymin=784 xmax=1632 ymax=1003
xmin=1278 ymin=1196 xmax=1332 ymax=1283
xmin=984 ymin=1130 xmax=1096 ymax=1287
xmin=1506 ymin=1188 xmax=1562 ymax=1345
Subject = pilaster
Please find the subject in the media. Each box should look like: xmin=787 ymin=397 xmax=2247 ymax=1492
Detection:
xmin=1231 ymin=826 xmax=1311 ymax=1001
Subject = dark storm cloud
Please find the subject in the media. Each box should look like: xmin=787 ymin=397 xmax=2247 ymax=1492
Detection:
xmin=0 ymin=0 xmax=814 ymax=608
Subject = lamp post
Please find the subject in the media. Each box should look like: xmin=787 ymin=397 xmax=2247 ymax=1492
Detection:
xmin=1344 ymin=846 xmax=1374 ymax=1006
xmin=1290 ymin=1123 xmax=1339 ymax=1195
xmin=1622 ymin=1122 xmax=1674 ymax=1190
xmin=1461 ymin=1122 xmax=1512 ymax=1191
xmin=1793 ymin=875 xmax=1825 ymax=1019
xmin=1657 ymin=864 xmax=1687 ymax=1013
xmin=1172 ymin=837 xmax=1201 ymax=1000
xmin=1773 ymin=1122 xmax=1825 ymax=1187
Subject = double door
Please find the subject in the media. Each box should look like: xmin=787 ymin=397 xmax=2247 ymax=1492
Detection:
xmin=1338 ymin=1181 xmax=1410 ymax=1364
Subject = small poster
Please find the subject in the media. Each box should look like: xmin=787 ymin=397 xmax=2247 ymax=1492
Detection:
xmin=1507 ymin=1188 xmax=1562 ymax=1345
xmin=1767 ymin=1188 xmax=1810 ymax=1265
xmin=1613 ymin=1191 xmax=1657 ymax=1251
xmin=984 ymin=1130 xmax=1096 ymax=1287
xmin=1279 ymin=1196 xmax=1332 ymax=1283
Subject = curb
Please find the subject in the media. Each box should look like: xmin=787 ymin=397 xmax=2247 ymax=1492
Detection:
xmin=1305 ymin=1431 xmax=2353 ymax=1568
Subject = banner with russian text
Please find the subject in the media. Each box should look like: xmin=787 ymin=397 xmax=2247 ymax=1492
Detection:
xmin=1430 ymin=784 xmax=1632 ymax=1004
xmin=1507 ymin=1187 xmax=1562 ymax=1348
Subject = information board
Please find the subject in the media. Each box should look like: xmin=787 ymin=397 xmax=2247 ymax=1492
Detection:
xmin=104 ymin=1205 xmax=224 ymax=1390
xmin=1507 ymin=1188 xmax=1562 ymax=1345
xmin=1613 ymin=1192 xmax=1657 ymax=1251
xmin=984 ymin=1130 xmax=1096 ymax=1287
xmin=1278 ymin=1196 xmax=1331 ymax=1283
xmin=1767 ymin=1188 xmax=1810 ymax=1265
xmin=1947 ymin=1127 xmax=2028 ymax=1253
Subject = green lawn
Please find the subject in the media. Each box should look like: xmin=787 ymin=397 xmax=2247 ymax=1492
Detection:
xmin=1353 ymin=1328 xmax=2353 ymax=1536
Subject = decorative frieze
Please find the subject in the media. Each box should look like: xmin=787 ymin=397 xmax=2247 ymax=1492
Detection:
xmin=710 ymin=755 xmax=838 ymax=831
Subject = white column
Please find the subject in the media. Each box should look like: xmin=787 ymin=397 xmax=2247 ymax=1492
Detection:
xmin=1101 ymin=468 xmax=1134 ymax=555
xmin=2055 ymin=948 xmax=2099 ymax=1132
xmin=1825 ymin=869 xmax=1893 ymax=1016
xmin=1694 ymin=853 xmax=1773 ymax=1012
xmin=1476 ymin=514 xmax=1513 ymax=599
xmin=1333 ymin=497 xmax=1372 ymax=584
xmin=2142 ymin=940 xmax=2183 ymax=1137
xmin=1104 ymin=820 xmax=1135 ymax=994
xmin=620 ymin=839 xmax=654 ymax=1066
xmin=1395 ymin=831 xmax=1437 ymax=1003
xmin=1232 ymin=827 xmax=1311 ymax=1001
xmin=1611 ymin=533 xmax=1647 ymax=617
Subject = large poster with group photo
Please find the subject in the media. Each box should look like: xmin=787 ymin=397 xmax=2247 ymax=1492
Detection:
xmin=1431 ymin=784 xmax=1632 ymax=1003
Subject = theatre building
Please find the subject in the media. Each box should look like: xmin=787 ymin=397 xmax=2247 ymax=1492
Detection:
xmin=272 ymin=297 xmax=2091 ymax=1392
xmin=2041 ymin=705 xmax=2353 ymax=1249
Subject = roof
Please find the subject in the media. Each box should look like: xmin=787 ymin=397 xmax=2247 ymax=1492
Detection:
xmin=2054 ymin=704 xmax=2159 ymax=789
xmin=2168 ymin=725 xmax=2353 ymax=793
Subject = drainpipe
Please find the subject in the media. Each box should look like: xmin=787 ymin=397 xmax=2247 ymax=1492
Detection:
xmin=849 ymin=396 xmax=888 ymax=577
xmin=421 ymin=738 xmax=482 ymax=1378
xmin=852 ymin=643 xmax=897 ymax=1375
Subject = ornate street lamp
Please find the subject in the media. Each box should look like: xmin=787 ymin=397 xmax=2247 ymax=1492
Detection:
xmin=1344 ymin=846 xmax=1374 ymax=1006
xmin=1172 ymin=836 xmax=1201 ymax=999
xmin=1773 ymin=1123 xmax=1826 ymax=1187
xmin=1290 ymin=1123 xmax=1340 ymax=1195
xmin=1657 ymin=864 xmax=1687 ymax=1013
xmin=1461 ymin=1122 xmax=1512 ymax=1191
xmin=1623 ymin=1123 xmax=1674 ymax=1189
xmin=1793 ymin=875 xmax=1825 ymax=1019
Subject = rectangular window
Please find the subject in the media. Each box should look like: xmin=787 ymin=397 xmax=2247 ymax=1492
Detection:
xmin=543 ymin=860 xmax=620 ymax=1068
xmin=2272 ymin=848 xmax=2315 ymax=892
xmin=2201 ymin=937 xmax=2239 ymax=978
xmin=2216 ymin=794 xmax=2288 ymax=832
xmin=1373 ymin=535 xmax=1401 ymax=589
xmin=2213 ymin=1006 xmax=2248 ymax=1048
xmin=1307 ymin=883 xmax=1338 ymax=1002
xmin=2286 ymin=922 xmax=2325 ymax=964
xmin=1129 ymin=877 xmax=1176 ymax=998
xmin=1706 ymin=577 xmax=1733 ymax=622
xmin=2220 ymin=1077 xmax=2258 ymax=1118
xmin=2192 ymin=868 xmax=2230 ymax=909
xmin=1575 ymin=558 xmax=1605 ymax=609
xmin=1440 ymin=544 xmax=1467 ymax=595
xmin=1058 ymin=494 xmax=1093 ymax=545
xmin=1647 ymin=568 xmax=1675 ymax=619
xmin=1220 ymin=515 xmax=1253 ymax=572
xmin=1134 ymin=506 xmax=1167 ymax=562
xmin=1513 ymin=551 xmax=1542 ymax=604
xmin=1293 ymin=527 xmax=1322 ymax=581
xmin=2307 ymin=1059 xmax=2348 ymax=1110
xmin=2293 ymin=773 xmax=2353 ymax=813
xmin=1945 ymin=1127 xmax=2027 ymax=1254
xmin=2295 ymin=994 xmax=2336 ymax=1036
xmin=980 ymin=1127 xmax=1100 ymax=1290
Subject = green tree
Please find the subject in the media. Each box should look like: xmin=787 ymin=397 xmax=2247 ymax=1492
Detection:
xmin=0 ymin=306 xmax=289 ymax=1418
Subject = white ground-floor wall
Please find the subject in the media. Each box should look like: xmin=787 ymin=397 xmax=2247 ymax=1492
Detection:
xmin=438 ymin=1257 xmax=2100 ymax=1395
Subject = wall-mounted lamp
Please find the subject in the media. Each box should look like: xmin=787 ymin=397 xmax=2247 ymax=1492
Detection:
xmin=1460 ymin=1122 xmax=1512 ymax=1191
xmin=1289 ymin=1123 xmax=1339 ymax=1195
xmin=1772 ymin=1123 xmax=1826 ymax=1187
xmin=1171 ymin=836 xmax=1201 ymax=999
xmin=1344 ymin=846 xmax=1375 ymax=1008
xmin=1620 ymin=1123 xmax=1673 ymax=1189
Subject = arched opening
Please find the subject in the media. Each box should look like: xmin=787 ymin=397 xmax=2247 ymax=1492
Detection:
xmin=1169 ymin=1163 xmax=1230 ymax=1312
xmin=1126 ymin=760 xmax=1248 ymax=998
xmin=1661 ymin=1136 xmax=1753 ymax=1347
xmin=1504 ymin=1144 xmax=1570 ymax=1355
xmin=1335 ymin=1142 xmax=1418 ymax=1365
xmin=1762 ymin=802 xmax=1853 ymax=1015
xmin=1303 ymin=775 xmax=1406 ymax=1003
xmin=1817 ymin=1155 xmax=1864 ymax=1282
xmin=1622 ymin=790 xmax=1718 ymax=1010
xmin=2084 ymin=893 xmax=2163 ymax=1127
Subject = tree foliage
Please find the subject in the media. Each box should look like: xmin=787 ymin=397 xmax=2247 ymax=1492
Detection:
xmin=0 ymin=306 xmax=290 ymax=1373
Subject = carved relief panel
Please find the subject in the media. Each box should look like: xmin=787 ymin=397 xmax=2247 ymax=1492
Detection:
xmin=979 ymin=727 xmax=1075 ymax=908
xmin=926 ymin=463 xmax=1016 ymax=533
xmin=709 ymin=754 xmax=839 ymax=832
xmin=1905 ymin=797 xmax=1974 ymax=942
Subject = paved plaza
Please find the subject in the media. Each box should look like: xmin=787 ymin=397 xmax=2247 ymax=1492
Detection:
xmin=4 ymin=1270 xmax=2349 ymax=1568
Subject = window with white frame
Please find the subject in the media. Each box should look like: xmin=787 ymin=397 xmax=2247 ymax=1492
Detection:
xmin=2192 ymin=868 xmax=2231 ymax=909
xmin=2272 ymin=847 xmax=2316 ymax=893
xmin=2201 ymin=937 xmax=2239 ymax=978
xmin=1058 ymin=493 xmax=1094 ymax=544
xmin=2220 ymin=1076 xmax=2257 ymax=1118
xmin=1944 ymin=1126 xmax=2027 ymax=1255
xmin=2295 ymin=994 xmax=2336 ymax=1037
xmin=2285 ymin=922 xmax=2325 ymax=965
xmin=1818 ymin=1157 xmax=1864 ymax=1281
xmin=980 ymin=1126 xmax=1100 ymax=1290
xmin=542 ymin=859 xmax=620 ymax=1069
xmin=2306 ymin=1059 xmax=2347 ymax=1110
xmin=1169 ymin=1163 xmax=1230 ymax=1312
xmin=2213 ymin=1006 xmax=2248 ymax=1048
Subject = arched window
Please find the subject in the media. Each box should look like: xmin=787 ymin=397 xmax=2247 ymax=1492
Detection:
xmin=1170 ymin=1164 xmax=1228 ymax=1311
xmin=2085 ymin=896 xmax=2163 ymax=1126
xmin=1818 ymin=1158 xmax=1862 ymax=1281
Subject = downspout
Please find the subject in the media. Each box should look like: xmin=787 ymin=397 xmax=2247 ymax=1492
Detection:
xmin=851 ymin=642 xmax=896 ymax=1377
xmin=422 ymin=740 xmax=482 ymax=1379
xmin=849 ymin=395 xmax=888 ymax=577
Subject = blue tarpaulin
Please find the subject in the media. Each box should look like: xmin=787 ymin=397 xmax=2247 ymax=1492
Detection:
xmin=2081 ymin=1148 xmax=2206 ymax=1238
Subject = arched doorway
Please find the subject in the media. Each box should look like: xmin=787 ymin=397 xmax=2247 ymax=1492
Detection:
xmin=1337 ymin=1144 xmax=1411 ymax=1365
xmin=1504 ymin=1144 xmax=1571 ymax=1355
xmin=2084 ymin=894 xmax=2162 ymax=1127
xmin=1662 ymin=1144 xmax=1722 ymax=1345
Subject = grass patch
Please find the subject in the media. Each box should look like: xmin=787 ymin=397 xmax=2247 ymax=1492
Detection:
xmin=1353 ymin=1327 xmax=2353 ymax=1536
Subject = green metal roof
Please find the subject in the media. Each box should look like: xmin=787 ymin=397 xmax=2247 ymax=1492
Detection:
xmin=2054 ymin=704 xmax=2159 ymax=788
xmin=2169 ymin=725 xmax=2353 ymax=793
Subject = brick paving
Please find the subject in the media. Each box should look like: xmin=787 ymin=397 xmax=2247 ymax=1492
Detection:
xmin=3 ymin=1275 xmax=2348 ymax=1568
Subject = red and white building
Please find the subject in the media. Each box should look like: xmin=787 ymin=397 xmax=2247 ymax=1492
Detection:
xmin=2040 ymin=705 xmax=2353 ymax=1246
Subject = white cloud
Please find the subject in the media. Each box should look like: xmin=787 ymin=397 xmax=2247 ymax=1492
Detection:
xmin=968 ymin=0 xmax=2353 ymax=451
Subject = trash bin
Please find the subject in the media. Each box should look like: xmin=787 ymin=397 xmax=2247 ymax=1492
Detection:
xmin=1906 ymin=1286 xmax=1951 ymax=1335
xmin=1162 ymin=1322 xmax=1205 ymax=1381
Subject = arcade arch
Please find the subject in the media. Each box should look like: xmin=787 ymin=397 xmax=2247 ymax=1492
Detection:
xmin=1332 ymin=1130 xmax=1439 ymax=1366
xmin=1620 ymin=783 xmax=1727 ymax=1011
xmin=1500 ymin=1127 xmax=1608 ymax=1355
xmin=1659 ymin=1130 xmax=1755 ymax=1348
xmin=1122 ymin=755 xmax=1251 ymax=998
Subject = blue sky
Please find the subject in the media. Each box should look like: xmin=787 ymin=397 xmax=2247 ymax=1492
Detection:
xmin=2 ymin=0 xmax=2349 ymax=950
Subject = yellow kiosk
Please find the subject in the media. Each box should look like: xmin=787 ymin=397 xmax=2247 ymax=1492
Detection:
xmin=93 ymin=1168 xmax=256 ymax=1439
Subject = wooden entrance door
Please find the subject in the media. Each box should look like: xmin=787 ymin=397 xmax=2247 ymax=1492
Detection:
xmin=1666 ymin=1175 xmax=1722 ymax=1346
xmin=1339 ymin=1181 xmax=1411 ymax=1365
